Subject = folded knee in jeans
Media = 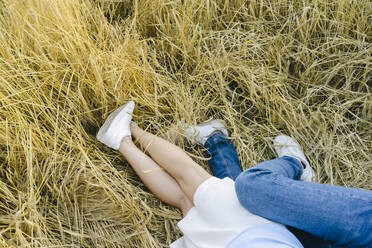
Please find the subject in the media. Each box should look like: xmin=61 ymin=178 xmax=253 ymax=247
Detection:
xmin=234 ymin=169 xmax=277 ymax=215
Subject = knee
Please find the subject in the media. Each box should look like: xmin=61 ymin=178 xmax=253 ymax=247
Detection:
xmin=235 ymin=169 xmax=276 ymax=214
xmin=235 ymin=171 xmax=262 ymax=213
xmin=235 ymin=167 xmax=274 ymax=189
xmin=175 ymin=165 xmax=198 ymax=184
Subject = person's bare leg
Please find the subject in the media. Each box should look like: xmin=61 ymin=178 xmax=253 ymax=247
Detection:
xmin=130 ymin=123 xmax=211 ymax=203
xmin=119 ymin=137 xmax=193 ymax=215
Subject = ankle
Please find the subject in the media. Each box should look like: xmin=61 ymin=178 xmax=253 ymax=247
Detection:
xmin=130 ymin=122 xmax=142 ymax=137
xmin=290 ymin=156 xmax=305 ymax=170
xmin=300 ymin=162 xmax=306 ymax=170
xmin=209 ymin=130 xmax=224 ymax=137
xmin=119 ymin=136 xmax=133 ymax=149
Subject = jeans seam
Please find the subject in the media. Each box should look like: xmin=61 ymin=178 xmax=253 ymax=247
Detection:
xmin=217 ymin=144 xmax=233 ymax=179
xmin=272 ymin=175 xmax=370 ymax=202
xmin=208 ymin=134 xmax=237 ymax=180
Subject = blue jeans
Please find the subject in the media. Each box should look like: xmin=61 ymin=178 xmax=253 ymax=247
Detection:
xmin=204 ymin=133 xmax=242 ymax=180
xmin=204 ymin=133 xmax=372 ymax=248
xmin=235 ymin=156 xmax=372 ymax=248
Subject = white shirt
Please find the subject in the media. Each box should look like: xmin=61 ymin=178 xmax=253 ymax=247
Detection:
xmin=170 ymin=177 xmax=302 ymax=248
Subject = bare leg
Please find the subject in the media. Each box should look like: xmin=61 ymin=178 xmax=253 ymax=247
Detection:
xmin=119 ymin=137 xmax=194 ymax=215
xmin=130 ymin=123 xmax=211 ymax=203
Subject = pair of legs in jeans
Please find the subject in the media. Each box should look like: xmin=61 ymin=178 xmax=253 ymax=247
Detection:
xmin=205 ymin=133 xmax=372 ymax=248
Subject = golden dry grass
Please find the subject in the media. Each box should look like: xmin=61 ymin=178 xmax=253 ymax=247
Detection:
xmin=0 ymin=0 xmax=371 ymax=247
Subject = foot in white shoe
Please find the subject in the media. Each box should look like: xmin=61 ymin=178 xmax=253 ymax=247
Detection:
xmin=273 ymin=135 xmax=316 ymax=182
xmin=184 ymin=119 xmax=228 ymax=145
xmin=96 ymin=101 xmax=135 ymax=150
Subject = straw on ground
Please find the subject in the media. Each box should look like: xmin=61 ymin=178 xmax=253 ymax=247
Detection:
xmin=0 ymin=0 xmax=371 ymax=247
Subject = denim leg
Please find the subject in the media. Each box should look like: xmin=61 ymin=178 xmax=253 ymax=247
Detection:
xmin=235 ymin=156 xmax=372 ymax=248
xmin=205 ymin=135 xmax=327 ymax=247
xmin=204 ymin=133 xmax=242 ymax=180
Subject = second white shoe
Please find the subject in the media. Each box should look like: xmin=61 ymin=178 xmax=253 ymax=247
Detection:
xmin=273 ymin=135 xmax=316 ymax=182
xmin=184 ymin=119 xmax=228 ymax=146
xmin=96 ymin=101 xmax=135 ymax=150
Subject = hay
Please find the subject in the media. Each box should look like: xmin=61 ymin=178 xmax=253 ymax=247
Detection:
xmin=0 ymin=0 xmax=370 ymax=247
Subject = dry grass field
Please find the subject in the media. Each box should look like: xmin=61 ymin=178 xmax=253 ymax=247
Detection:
xmin=0 ymin=0 xmax=371 ymax=247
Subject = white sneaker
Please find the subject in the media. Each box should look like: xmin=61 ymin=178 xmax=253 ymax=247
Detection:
xmin=273 ymin=135 xmax=316 ymax=182
xmin=184 ymin=119 xmax=228 ymax=145
xmin=96 ymin=101 xmax=135 ymax=150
